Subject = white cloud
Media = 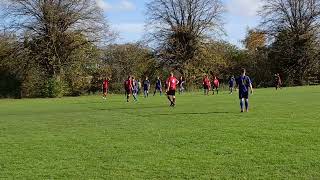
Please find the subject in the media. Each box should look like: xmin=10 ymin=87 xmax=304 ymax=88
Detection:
xmin=96 ymin=0 xmax=112 ymax=11
xmin=119 ymin=0 xmax=136 ymax=11
xmin=96 ymin=0 xmax=136 ymax=12
xmin=113 ymin=23 xmax=145 ymax=34
xmin=227 ymin=0 xmax=262 ymax=17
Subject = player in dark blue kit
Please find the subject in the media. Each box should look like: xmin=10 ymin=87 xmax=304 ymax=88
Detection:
xmin=229 ymin=75 xmax=235 ymax=94
xmin=153 ymin=76 xmax=162 ymax=96
xmin=236 ymin=68 xmax=253 ymax=112
xmin=143 ymin=77 xmax=151 ymax=98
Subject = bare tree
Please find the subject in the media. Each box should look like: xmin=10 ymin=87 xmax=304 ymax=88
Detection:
xmin=146 ymin=0 xmax=224 ymax=71
xmin=260 ymin=0 xmax=320 ymax=37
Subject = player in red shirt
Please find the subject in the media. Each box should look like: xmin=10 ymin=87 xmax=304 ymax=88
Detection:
xmin=166 ymin=72 xmax=179 ymax=107
xmin=124 ymin=76 xmax=133 ymax=102
xmin=102 ymin=77 xmax=109 ymax=100
xmin=213 ymin=76 xmax=220 ymax=95
xmin=203 ymin=75 xmax=211 ymax=96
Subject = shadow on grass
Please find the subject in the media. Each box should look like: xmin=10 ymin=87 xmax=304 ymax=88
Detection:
xmin=92 ymin=105 xmax=169 ymax=111
xmin=91 ymin=106 xmax=235 ymax=116
xmin=138 ymin=111 xmax=232 ymax=117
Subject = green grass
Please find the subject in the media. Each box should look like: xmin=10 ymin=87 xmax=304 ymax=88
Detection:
xmin=0 ymin=86 xmax=320 ymax=179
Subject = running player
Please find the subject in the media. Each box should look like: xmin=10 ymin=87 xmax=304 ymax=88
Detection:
xmin=102 ymin=77 xmax=109 ymax=100
xmin=166 ymin=72 xmax=179 ymax=107
xmin=236 ymin=68 xmax=253 ymax=112
xmin=132 ymin=77 xmax=138 ymax=101
xmin=124 ymin=76 xmax=133 ymax=102
xmin=153 ymin=76 xmax=162 ymax=96
xmin=229 ymin=75 xmax=235 ymax=94
xmin=143 ymin=77 xmax=150 ymax=98
xmin=212 ymin=76 xmax=219 ymax=95
xmin=179 ymin=76 xmax=185 ymax=94
xmin=203 ymin=75 xmax=210 ymax=95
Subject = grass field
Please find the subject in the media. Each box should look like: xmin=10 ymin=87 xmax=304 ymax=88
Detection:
xmin=0 ymin=86 xmax=320 ymax=179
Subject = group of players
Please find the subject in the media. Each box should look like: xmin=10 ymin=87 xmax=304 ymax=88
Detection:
xmin=102 ymin=68 xmax=256 ymax=112
xmin=121 ymin=72 xmax=185 ymax=107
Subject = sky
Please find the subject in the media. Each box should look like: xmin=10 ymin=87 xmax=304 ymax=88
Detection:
xmin=99 ymin=0 xmax=262 ymax=47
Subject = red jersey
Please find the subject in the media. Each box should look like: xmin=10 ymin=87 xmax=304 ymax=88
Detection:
xmin=124 ymin=79 xmax=132 ymax=90
xmin=203 ymin=77 xmax=210 ymax=86
xmin=168 ymin=76 xmax=178 ymax=90
xmin=213 ymin=79 xmax=219 ymax=87
xmin=103 ymin=80 xmax=109 ymax=89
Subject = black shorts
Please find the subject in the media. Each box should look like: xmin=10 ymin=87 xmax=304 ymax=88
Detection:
xmin=103 ymin=88 xmax=107 ymax=93
xmin=167 ymin=90 xmax=176 ymax=96
xmin=125 ymin=89 xmax=132 ymax=94
xmin=203 ymin=85 xmax=209 ymax=89
xmin=239 ymin=91 xmax=249 ymax=99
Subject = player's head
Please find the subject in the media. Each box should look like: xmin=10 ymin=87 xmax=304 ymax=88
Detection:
xmin=241 ymin=68 xmax=246 ymax=75
xmin=170 ymin=72 xmax=174 ymax=77
xmin=180 ymin=76 xmax=183 ymax=80
xmin=214 ymin=76 xmax=217 ymax=79
xmin=128 ymin=75 xmax=131 ymax=80
xmin=105 ymin=77 xmax=107 ymax=80
xmin=132 ymin=76 xmax=135 ymax=80
xmin=145 ymin=76 xmax=148 ymax=80
xmin=157 ymin=76 xmax=160 ymax=79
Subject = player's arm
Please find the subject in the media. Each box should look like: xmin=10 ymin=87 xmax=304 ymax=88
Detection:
xmin=249 ymin=81 xmax=253 ymax=94
xmin=167 ymin=81 xmax=171 ymax=92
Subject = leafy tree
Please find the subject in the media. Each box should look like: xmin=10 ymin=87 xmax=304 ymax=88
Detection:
xmin=0 ymin=0 xmax=115 ymax=97
xmin=259 ymin=0 xmax=320 ymax=85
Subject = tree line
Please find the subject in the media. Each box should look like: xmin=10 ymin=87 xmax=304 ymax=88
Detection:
xmin=0 ymin=0 xmax=319 ymax=98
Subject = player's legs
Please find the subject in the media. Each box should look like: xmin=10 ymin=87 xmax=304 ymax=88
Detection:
xmin=127 ymin=92 xmax=130 ymax=102
xmin=103 ymin=88 xmax=107 ymax=99
xmin=172 ymin=95 xmax=176 ymax=106
xmin=242 ymin=92 xmax=249 ymax=112
xmin=240 ymin=98 xmax=244 ymax=112
xmin=153 ymin=88 xmax=157 ymax=96
xmin=239 ymin=92 xmax=245 ymax=112
xmin=167 ymin=94 xmax=173 ymax=105
xmin=245 ymin=98 xmax=249 ymax=112
xmin=133 ymin=90 xmax=138 ymax=101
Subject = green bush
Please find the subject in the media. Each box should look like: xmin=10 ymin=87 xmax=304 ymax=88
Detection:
xmin=40 ymin=78 xmax=65 ymax=98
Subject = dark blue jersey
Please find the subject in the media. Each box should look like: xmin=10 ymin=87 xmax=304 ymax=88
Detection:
xmin=156 ymin=79 xmax=162 ymax=88
xmin=143 ymin=80 xmax=150 ymax=90
xmin=237 ymin=75 xmax=252 ymax=93
xmin=229 ymin=77 xmax=235 ymax=86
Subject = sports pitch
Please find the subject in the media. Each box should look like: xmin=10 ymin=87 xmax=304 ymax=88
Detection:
xmin=0 ymin=86 xmax=319 ymax=179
